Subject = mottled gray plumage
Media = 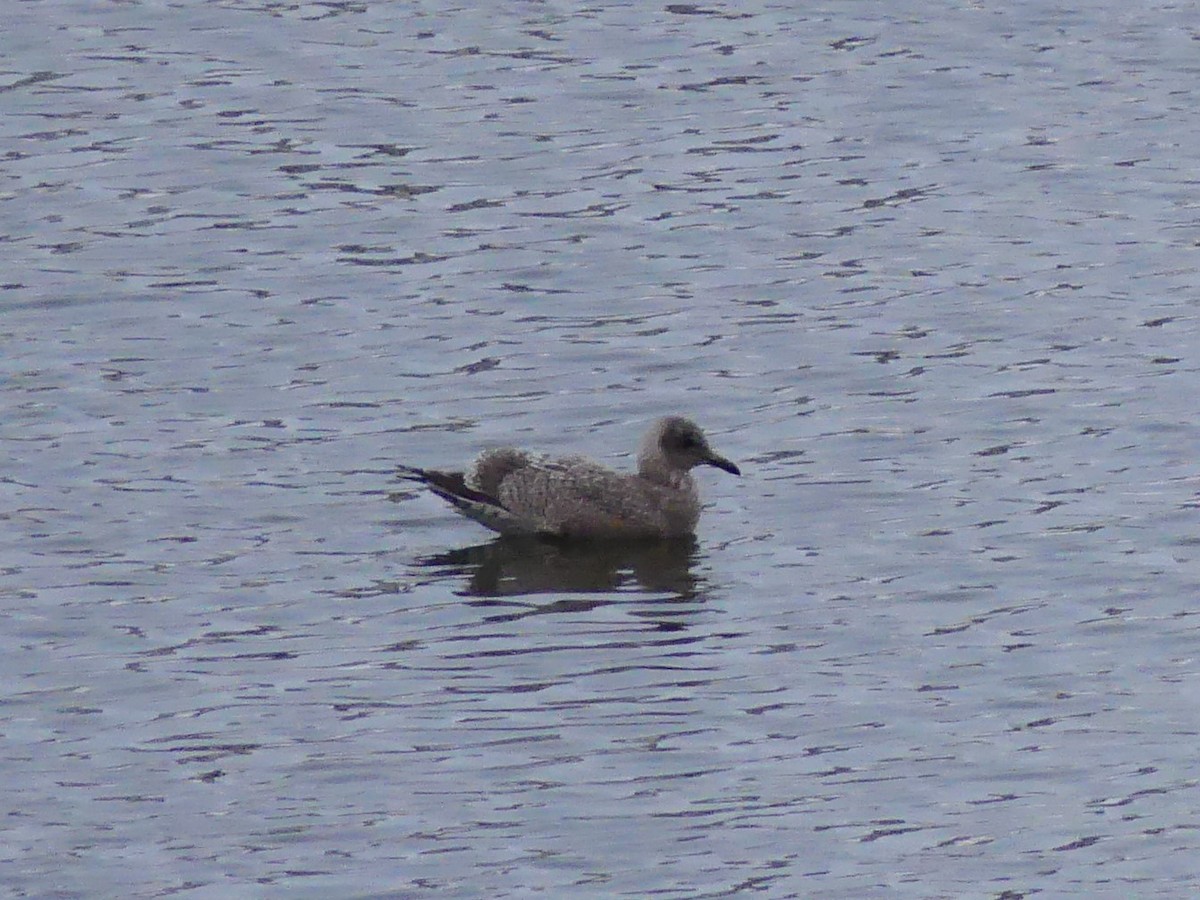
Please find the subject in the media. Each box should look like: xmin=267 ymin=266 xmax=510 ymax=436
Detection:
xmin=400 ymin=416 xmax=740 ymax=539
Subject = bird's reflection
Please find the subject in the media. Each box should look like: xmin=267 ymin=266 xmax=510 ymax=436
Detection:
xmin=413 ymin=535 xmax=705 ymax=620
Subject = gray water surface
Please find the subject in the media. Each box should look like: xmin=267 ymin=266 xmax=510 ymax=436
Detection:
xmin=3 ymin=1 xmax=1199 ymax=897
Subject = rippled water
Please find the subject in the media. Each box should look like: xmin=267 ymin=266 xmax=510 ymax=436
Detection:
xmin=4 ymin=1 xmax=1199 ymax=896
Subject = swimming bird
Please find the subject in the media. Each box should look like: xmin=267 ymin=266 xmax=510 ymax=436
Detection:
xmin=399 ymin=416 xmax=740 ymax=539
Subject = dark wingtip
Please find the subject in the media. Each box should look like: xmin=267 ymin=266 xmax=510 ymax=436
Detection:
xmin=403 ymin=466 xmax=504 ymax=509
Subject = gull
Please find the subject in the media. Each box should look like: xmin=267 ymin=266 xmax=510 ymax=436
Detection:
xmin=400 ymin=416 xmax=741 ymax=539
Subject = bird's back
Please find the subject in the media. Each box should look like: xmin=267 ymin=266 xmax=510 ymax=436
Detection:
xmin=485 ymin=454 xmax=698 ymax=538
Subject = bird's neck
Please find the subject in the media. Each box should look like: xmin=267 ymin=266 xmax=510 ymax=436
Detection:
xmin=638 ymin=455 xmax=694 ymax=490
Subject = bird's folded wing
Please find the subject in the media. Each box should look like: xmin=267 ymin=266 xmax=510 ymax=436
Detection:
xmin=498 ymin=459 xmax=667 ymax=537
